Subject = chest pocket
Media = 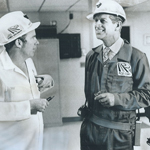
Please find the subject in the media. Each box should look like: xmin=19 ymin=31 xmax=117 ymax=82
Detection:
xmin=107 ymin=75 xmax=133 ymax=93
xmin=106 ymin=61 xmax=133 ymax=93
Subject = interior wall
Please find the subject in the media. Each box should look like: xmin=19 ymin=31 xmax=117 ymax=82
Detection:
xmin=27 ymin=11 xmax=91 ymax=117
xmin=125 ymin=11 xmax=150 ymax=64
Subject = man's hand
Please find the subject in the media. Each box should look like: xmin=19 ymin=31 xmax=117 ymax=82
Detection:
xmin=94 ymin=93 xmax=115 ymax=107
xmin=30 ymin=98 xmax=49 ymax=114
xmin=35 ymin=74 xmax=54 ymax=92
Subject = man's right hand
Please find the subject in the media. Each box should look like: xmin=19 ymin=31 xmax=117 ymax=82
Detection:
xmin=30 ymin=99 xmax=49 ymax=114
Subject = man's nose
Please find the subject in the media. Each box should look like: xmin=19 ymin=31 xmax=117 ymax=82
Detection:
xmin=36 ymin=39 xmax=39 ymax=45
xmin=95 ymin=23 xmax=100 ymax=31
xmin=95 ymin=20 xmax=102 ymax=26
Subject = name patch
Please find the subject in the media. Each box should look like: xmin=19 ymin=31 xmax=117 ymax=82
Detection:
xmin=117 ymin=62 xmax=132 ymax=77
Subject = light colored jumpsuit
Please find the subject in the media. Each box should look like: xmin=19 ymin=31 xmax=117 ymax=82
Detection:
xmin=0 ymin=50 xmax=43 ymax=150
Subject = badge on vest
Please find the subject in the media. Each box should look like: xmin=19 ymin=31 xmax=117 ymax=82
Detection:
xmin=117 ymin=62 xmax=132 ymax=77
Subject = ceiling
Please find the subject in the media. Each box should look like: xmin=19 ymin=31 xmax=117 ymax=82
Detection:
xmin=125 ymin=0 xmax=150 ymax=11
xmin=0 ymin=0 xmax=149 ymax=13
xmin=0 ymin=0 xmax=89 ymax=13
xmin=115 ymin=0 xmax=147 ymax=7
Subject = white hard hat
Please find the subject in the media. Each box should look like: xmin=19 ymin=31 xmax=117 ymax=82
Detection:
xmin=0 ymin=11 xmax=40 ymax=45
xmin=87 ymin=0 xmax=126 ymax=22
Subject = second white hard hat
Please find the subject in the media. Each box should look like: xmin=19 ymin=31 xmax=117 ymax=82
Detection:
xmin=87 ymin=0 xmax=126 ymax=22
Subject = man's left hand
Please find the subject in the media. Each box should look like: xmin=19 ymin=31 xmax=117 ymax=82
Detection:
xmin=94 ymin=93 xmax=115 ymax=107
xmin=35 ymin=74 xmax=54 ymax=92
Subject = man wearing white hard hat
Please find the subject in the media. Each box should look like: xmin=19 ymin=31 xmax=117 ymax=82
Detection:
xmin=79 ymin=0 xmax=150 ymax=149
xmin=0 ymin=11 xmax=54 ymax=150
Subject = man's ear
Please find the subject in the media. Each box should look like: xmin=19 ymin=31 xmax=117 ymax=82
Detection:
xmin=115 ymin=21 xmax=122 ymax=31
xmin=15 ymin=39 xmax=23 ymax=48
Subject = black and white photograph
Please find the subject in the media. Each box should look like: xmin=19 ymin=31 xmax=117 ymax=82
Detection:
xmin=0 ymin=0 xmax=150 ymax=150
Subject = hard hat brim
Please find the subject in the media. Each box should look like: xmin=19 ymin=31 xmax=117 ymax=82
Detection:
xmin=0 ymin=22 xmax=40 ymax=45
xmin=86 ymin=12 xmax=126 ymax=21
xmin=86 ymin=13 xmax=93 ymax=20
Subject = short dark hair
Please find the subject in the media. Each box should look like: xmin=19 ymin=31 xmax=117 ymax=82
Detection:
xmin=5 ymin=34 xmax=27 ymax=53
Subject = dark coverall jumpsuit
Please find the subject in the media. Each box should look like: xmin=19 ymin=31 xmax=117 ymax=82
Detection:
xmin=80 ymin=41 xmax=150 ymax=150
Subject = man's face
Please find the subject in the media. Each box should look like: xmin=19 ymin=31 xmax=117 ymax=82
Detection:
xmin=94 ymin=14 xmax=117 ymax=43
xmin=22 ymin=30 xmax=39 ymax=58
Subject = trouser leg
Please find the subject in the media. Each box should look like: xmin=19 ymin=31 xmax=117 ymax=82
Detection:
xmin=112 ymin=129 xmax=134 ymax=150
xmin=80 ymin=119 xmax=107 ymax=150
xmin=80 ymin=119 xmax=134 ymax=150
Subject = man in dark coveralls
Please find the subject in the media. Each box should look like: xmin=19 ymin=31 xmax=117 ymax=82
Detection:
xmin=80 ymin=0 xmax=150 ymax=150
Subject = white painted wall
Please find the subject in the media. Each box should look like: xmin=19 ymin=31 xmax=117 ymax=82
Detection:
xmin=27 ymin=11 xmax=91 ymax=117
xmin=125 ymin=11 xmax=150 ymax=64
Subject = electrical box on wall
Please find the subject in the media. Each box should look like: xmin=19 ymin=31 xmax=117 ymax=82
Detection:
xmin=57 ymin=34 xmax=81 ymax=59
xmin=121 ymin=26 xmax=130 ymax=43
xmin=36 ymin=25 xmax=57 ymax=39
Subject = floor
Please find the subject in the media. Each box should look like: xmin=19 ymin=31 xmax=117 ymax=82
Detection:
xmin=43 ymin=118 xmax=150 ymax=150
xmin=43 ymin=121 xmax=82 ymax=150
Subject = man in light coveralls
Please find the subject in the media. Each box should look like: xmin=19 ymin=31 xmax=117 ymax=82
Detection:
xmin=0 ymin=11 xmax=54 ymax=150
